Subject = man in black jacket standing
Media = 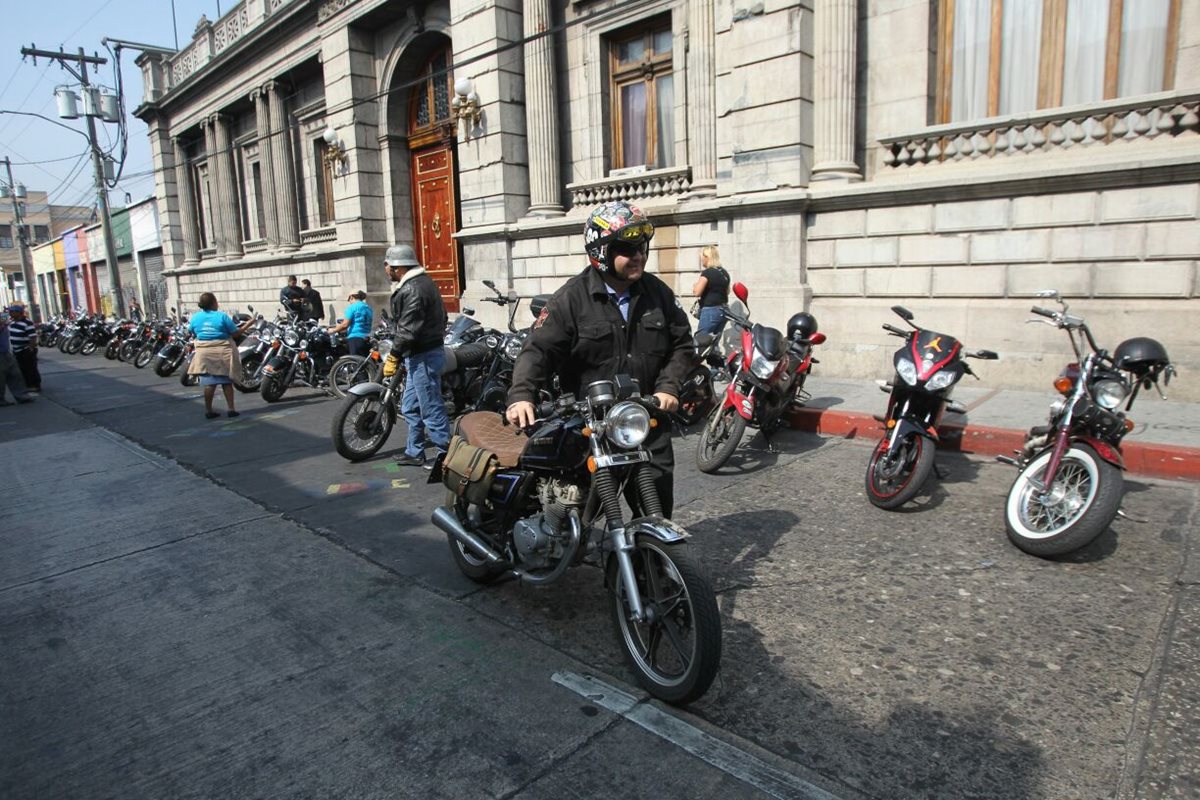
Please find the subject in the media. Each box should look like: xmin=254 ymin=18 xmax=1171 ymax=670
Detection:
xmin=301 ymin=279 xmax=324 ymax=321
xmin=506 ymin=201 xmax=693 ymax=516
xmin=384 ymin=244 xmax=450 ymax=467
xmin=279 ymin=275 xmax=306 ymax=319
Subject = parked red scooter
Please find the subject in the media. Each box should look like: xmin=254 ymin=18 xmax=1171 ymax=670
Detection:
xmin=696 ymin=283 xmax=825 ymax=472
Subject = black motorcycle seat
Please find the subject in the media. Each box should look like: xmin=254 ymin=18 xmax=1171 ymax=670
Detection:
xmin=456 ymin=411 xmax=527 ymax=467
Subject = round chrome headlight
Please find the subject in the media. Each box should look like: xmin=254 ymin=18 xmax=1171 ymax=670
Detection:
xmin=283 ymin=330 xmax=300 ymax=347
xmin=1093 ymin=379 xmax=1128 ymax=410
xmin=896 ymin=358 xmax=918 ymax=386
xmin=605 ymin=401 xmax=651 ymax=448
xmin=377 ymin=339 xmax=393 ymax=357
xmin=503 ymin=335 xmax=524 ymax=361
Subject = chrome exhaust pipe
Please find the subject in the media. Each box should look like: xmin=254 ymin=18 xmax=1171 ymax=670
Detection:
xmin=431 ymin=506 xmax=505 ymax=564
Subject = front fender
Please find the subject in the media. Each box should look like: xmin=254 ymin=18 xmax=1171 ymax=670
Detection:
xmin=261 ymin=355 xmax=290 ymax=375
xmin=627 ymin=515 xmax=690 ymax=544
xmin=887 ymin=417 xmax=935 ymax=456
xmin=1074 ymin=435 xmax=1126 ymax=470
xmin=348 ymin=381 xmax=385 ymax=398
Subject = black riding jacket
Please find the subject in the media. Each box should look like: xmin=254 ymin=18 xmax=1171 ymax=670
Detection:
xmin=389 ymin=268 xmax=447 ymax=357
xmin=508 ymin=266 xmax=694 ymax=404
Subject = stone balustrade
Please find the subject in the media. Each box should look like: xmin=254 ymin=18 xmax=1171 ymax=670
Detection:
xmin=169 ymin=0 xmax=296 ymax=87
xmin=567 ymin=166 xmax=693 ymax=208
xmin=879 ymin=92 xmax=1200 ymax=170
xmin=299 ymin=227 xmax=337 ymax=246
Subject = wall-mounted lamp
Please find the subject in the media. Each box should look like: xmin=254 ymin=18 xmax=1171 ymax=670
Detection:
xmin=322 ymin=125 xmax=348 ymax=169
xmin=450 ymin=78 xmax=481 ymax=136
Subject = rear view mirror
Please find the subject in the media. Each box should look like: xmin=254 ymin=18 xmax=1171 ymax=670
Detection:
xmin=328 ymin=306 xmax=336 ymax=322
xmin=380 ymin=309 xmax=390 ymax=321
xmin=483 ymin=279 xmax=496 ymax=290
xmin=247 ymin=304 xmax=254 ymax=312
xmin=891 ymin=305 xmax=914 ymax=322
xmin=1035 ymin=289 xmax=1060 ymax=300
xmin=732 ymin=282 xmax=749 ymax=305
xmin=507 ymin=290 xmax=518 ymax=303
xmin=808 ymin=332 xmax=827 ymax=345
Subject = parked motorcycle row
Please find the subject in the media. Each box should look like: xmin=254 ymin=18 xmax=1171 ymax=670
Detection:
xmin=45 ymin=283 xmax=1176 ymax=708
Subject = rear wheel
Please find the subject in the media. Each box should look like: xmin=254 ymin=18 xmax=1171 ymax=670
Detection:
xmin=80 ymin=339 xmax=97 ymax=356
xmin=865 ymin=433 xmax=936 ymax=509
xmin=153 ymin=355 xmax=177 ymax=377
xmin=696 ymin=406 xmax=747 ymax=473
xmin=609 ymin=534 xmax=722 ymax=705
xmin=104 ymin=340 xmax=120 ymax=360
xmin=64 ymin=335 xmax=84 ymax=355
xmin=330 ymin=392 xmax=394 ymax=461
xmin=119 ymin=341 xmax=139 ymax=362
xmin=445 ymin=492 xmax=508 ymax=583
xmin=1005 ymin=444 xmax=1123 ymax=557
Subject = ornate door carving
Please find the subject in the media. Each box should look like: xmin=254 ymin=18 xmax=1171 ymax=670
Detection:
xmin=410 ymin=145 xmax=460 ymax=312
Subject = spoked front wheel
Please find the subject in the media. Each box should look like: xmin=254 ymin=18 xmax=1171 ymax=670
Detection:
xmin=134 ymin=346 xmax=155 ymax=369
xmin=865 ymin=433 xmax=936 ymax=510
xmin=1005 ymin=444 xmax=1123 ymax=557
xmin=695 ymin=406 xmax=747 ymax=473
xmin=330 ymin=392 xmax=394 ymax=461
xmin=609 ymin=534 xmax=722 ymax=706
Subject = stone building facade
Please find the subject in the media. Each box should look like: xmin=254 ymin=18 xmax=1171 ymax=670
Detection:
xmin=134 ymin=0 xmax=1200 ymax=398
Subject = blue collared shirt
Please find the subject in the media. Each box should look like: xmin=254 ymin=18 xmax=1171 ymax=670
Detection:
xmin=604 ymin=284 xmax=631 ymax=322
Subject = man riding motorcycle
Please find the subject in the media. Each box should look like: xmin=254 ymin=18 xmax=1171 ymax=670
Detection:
xmin=505 ymin=201 xmax=694 ymax=516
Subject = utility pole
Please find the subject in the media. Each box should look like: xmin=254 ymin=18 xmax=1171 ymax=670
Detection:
xmin=1 ymin=157 xmax=40 ymax=322
xmin=20 ymin=45 xmax=126 ymax=319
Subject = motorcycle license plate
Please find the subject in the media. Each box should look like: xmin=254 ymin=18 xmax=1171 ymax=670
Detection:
xmin=593 ymin=451 xmax=650 ymax=468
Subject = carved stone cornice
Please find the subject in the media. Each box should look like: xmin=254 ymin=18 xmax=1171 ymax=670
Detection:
xmin=318 ymin=0 xmax=359 ymax=23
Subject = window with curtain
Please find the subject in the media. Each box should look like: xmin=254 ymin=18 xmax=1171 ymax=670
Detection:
xmin=609 ymin=20 xmax=675 ymax=170
xmin=938 ymin=0 xmax=1180 ymax=123
xmin=0 ymin=225 xmax=12 ymax=249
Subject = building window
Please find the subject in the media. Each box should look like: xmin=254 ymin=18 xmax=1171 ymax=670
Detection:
xmin=314 ymin=140 xmax=336 ymax=226
xmin=937 ymin=0 xmax=1180 ymax=123
xmin=0 ymin=224 xmax=12 ymax=248
xmin=609 ymin=19 xmax=675 ymax=170
xmin=251 ymin=162 xmax=267 ymax=238
xmin=34 ymin=225 xmax=49 ymax=243
xmin=407 ymin=44 xmax=456 ymax=147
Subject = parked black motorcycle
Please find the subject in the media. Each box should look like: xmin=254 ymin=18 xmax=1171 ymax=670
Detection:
xmin=998 ymin=290 xmax=1175 ymax=557
xmin=259 ymin=319 xmax=347 ymax=402
xmin=865 ymin=305 xmax=998 ymax=509
xmin=429 ymin=376 xmax=722 ymax=705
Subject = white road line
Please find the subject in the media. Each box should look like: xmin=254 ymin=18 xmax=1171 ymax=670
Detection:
xmin=552 ymin=671 xmax=846 ymax=800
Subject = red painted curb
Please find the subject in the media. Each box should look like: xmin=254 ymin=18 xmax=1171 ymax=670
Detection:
xmin=788 ymin=407 xmax=1199 ymax=483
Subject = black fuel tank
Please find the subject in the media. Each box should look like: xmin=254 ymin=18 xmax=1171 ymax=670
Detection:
xmin=518 ymin=416 xmax=590 ymax=471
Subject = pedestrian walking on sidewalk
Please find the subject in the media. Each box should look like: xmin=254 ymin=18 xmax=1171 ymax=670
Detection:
xmin=7 ymin=304 xmax=40 ymax=392
xmin=383 ymin=244 xmax=450 ymax=467
xmin=186 ymin=292 xmax=256 ymax=419
xmin=0 ymin=309 xmax=34 ymax=405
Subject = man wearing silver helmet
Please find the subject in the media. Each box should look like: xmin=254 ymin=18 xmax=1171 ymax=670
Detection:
xmin=383 ymin=244 xmax=451 ymax=467
xmin=506 ymin=201 xmax=693 ymax=516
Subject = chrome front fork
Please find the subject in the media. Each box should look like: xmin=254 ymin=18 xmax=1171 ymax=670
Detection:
xmin=610 ymin=527 xmax=646 ymax=623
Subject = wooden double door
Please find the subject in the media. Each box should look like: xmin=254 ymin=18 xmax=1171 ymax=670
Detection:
xmin=410 ymin=144 xmax=461 ymax=313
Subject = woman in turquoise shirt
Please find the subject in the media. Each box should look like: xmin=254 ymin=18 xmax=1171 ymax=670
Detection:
xmin=328 ymin=290 xmax=374 ymax=356
xmin=187 ymin=292 xmax=255 ymax=419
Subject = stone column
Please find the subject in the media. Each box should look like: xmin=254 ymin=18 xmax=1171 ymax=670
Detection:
xmin=210 ymin=113 xmax=243 ymax=258
xmin=200 ymin=118 xmax=226 ymax=255
xmin=266 ymin=81 xmax=301 ymax=249
xmin=811 ymin=0 xmax=862 ymax=181
xmin=251 ymin=86 xmax=281 ymax=248
xmin=522 ymin=0 xmax=564 ymax=216
xmin=686 ymin=0 xmax=717 ymax=196
xmin=173 ymin=137 xmax=201 ymax=265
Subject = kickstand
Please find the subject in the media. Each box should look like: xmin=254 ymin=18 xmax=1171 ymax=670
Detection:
xmin=932 ymin=461 xmax=947 ymax=480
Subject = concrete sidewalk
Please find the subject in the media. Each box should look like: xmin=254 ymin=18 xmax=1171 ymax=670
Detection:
xmin=788 ymin=376 xmax=1199 ymax=481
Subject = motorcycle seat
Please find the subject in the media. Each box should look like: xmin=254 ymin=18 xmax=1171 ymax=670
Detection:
xmin=455 ymin=411 xmax=527 ymax=467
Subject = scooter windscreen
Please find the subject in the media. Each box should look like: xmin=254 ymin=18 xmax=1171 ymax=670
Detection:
xmin=906 ymin=329 xmax=962 ymax=381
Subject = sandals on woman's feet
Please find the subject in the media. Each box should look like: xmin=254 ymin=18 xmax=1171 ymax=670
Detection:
xmin=227 ymin=410 xmax=240 ymax=418
xmin=205 ymin=411 xmax=220 ymax=419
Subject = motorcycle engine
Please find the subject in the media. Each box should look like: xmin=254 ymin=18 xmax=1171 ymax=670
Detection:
xmin=513 ymin=480 xmax=586 ymax=567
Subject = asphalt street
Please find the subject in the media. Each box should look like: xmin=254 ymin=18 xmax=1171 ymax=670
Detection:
xmin=2 ymin=351 xmax=1197 ymax=800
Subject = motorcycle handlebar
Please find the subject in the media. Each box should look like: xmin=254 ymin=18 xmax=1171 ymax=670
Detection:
xmin=881 ymin=323 xmax=908 ymax=336
xmin=1030 ymin=306 xmax=1057 ymax=319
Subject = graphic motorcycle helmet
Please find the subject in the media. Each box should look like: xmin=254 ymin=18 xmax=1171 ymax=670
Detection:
xmin=583 ymin=201 xmax=655 ymax=273
xmin=786 ymin=311 xmax=819 ymax=341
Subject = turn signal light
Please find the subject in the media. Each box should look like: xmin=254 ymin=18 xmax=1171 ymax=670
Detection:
xmin=1053 ymin=376 xmax=1074 ymax=394
xmin=1125 ymin=418 xmax=1135 ymax=432
xmin=582 ymin=426 xmax=593 ymax=438
xmin=298 ymin=351 xmax=308 ymax=361
xmin=270 ymin=340 xmax=280 ymax=350
xmin=370 ymin=352 xmax=380 ymax=361
xmin=586 ymin=456 xmax=597 ymax=473
xmin=886 ymin=419 xmax=896 ymax=429
xmin=649 ymin=418 xmax=658 ymax=428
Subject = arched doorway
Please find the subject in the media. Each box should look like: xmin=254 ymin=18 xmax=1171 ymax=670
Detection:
xmin=406 ymin=44 xmax=462 ymax=312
